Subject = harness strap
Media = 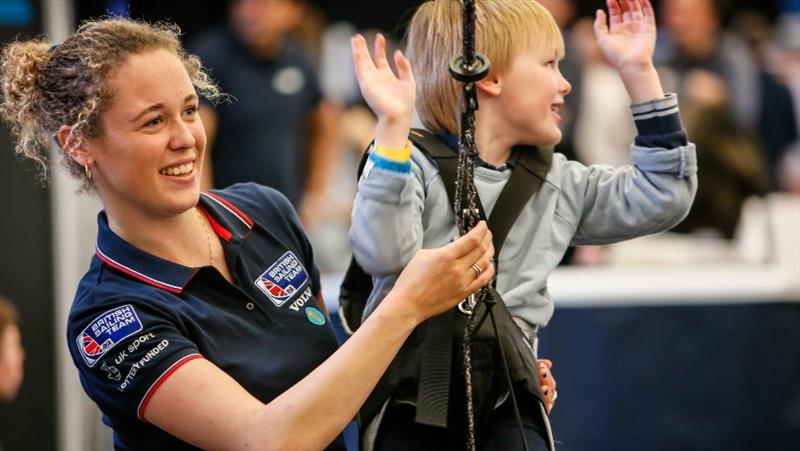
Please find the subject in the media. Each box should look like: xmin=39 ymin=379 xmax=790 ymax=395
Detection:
xmin=409 ymin=129 xmax=552 ymax=428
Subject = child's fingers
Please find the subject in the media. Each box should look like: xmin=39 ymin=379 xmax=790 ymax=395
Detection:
xmin=538 ymin=358 xmax=553 ymax=370
xmin=594 ymin=10 xmax=609 ymax=38
xmin=629 ymin=0 xmax=643 ymax=21
xmin=393 ymin=49 xmax=414 ymax=84
xmin=620 ymin=0 xmax=632 ymax=23
xmin=351 ymin=34 xmax=374 ymax=81
xmin=642 ymin=0 xmax=656 ymax=24
xmin=373 ymin=33 xmax=390 ymax=70
xmin=607 ymin=0 xmax=623 ymax=27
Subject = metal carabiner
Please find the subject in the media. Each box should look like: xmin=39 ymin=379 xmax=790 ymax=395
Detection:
xmin=458 ymin=293 xmax=477 ymax=315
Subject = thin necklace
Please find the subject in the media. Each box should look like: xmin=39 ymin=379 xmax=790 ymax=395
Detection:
xmin=196 ymin=207 xmax=214 ymax=266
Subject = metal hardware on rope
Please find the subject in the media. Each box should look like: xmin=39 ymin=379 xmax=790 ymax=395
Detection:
xmin=449 ymin=54 xmax=491 ymax=83
xmin=450 ymin=1 xmax=529 ymax=451
xmin=458 ymin=293 xmax=478 ymax=315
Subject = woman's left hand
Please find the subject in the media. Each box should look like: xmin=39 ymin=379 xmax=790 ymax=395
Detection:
xmin=538 ymin=358 xmax=557 ymax=414
xmin=594 ymin=0 xmax=657 ymax=75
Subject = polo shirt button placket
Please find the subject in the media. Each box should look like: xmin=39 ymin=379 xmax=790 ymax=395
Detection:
xmin=245 ymin=302 xmax=255 ymax=311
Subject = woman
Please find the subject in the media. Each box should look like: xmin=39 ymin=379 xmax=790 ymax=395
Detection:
xmin=0 ymin=19 xmax=494 ymax=450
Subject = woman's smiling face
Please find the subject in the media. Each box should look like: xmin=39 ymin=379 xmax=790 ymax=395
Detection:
xmin=84 ymin=48 xmax=207 ymax=219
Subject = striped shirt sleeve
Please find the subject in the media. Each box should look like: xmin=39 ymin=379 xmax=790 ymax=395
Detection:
xmin=631 ymin=93 xmax=689 ymax=149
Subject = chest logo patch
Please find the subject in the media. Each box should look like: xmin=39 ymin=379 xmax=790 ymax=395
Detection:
xmin=255 ymin=251 xmax=310 ymax=307
xmin=305 ymin=306 xmax=326 ymax=326
xmin=77 ymin=304 xmax=143 ymax=367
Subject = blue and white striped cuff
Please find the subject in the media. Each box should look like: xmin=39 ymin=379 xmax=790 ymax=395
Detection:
xmin=631 ymin=93 xmax=682 ymax=136
xmin=368 ymin=151 xmax=412 ymax=174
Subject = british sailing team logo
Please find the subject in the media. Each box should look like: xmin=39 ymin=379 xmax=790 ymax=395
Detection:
xmin=254 ymin=251 xmax=309 ymax=307
xmin=77 ymin=305 xmax=143 ymax=367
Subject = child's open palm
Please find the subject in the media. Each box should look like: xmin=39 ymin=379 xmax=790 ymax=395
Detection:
xmin=594 ymin=0 xmax=657 ymax=73
xmin=351 ymin=33 xmax=415 ymax=125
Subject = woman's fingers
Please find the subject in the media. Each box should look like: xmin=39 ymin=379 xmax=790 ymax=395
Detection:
xmin=447 ymin=221 xmax=490 ymax=259
xmin=466 ymin=248 xmax=495 ymax=293
xmin=460 ymin=233 xmax=493 ymax=276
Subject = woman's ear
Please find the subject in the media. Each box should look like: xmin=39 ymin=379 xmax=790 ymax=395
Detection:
xmin=57 ymin=125 xmax=92 ymax=166
xmin=476 ymin=72 xmax=502 ymax=97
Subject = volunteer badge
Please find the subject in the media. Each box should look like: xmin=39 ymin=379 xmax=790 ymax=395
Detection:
xmin=255 ymin=251 xmax=309 ymax=307
xmin=77 ymin=305 xmax=143 ymax=367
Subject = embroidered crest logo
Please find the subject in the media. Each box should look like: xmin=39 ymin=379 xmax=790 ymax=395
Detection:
xmin=254 ymin=251 xmax=309 ymax=307
xmin=77 ymin=305 xmax=143 ymax=367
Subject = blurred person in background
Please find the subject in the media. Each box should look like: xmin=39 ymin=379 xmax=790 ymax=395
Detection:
xmin=0 ymin=296 xmax=24 ymax=451
xmin=672 ymin=69 xmax=770 ymax=239
xmin=731 ymin=9 xmax=798 ymax=190
xmin=658 ymin=0 xmax=759 ymax=130
xmin=658 ymin=0 xmax=796 ymax=191
xmin=569 ymin=17 xmax=636 ymax=168
xmin=770 ymin=11 xmax=800 ymax=192
xmin=0 ymin=295 xmax=25 ymax=451
xmin=0 ymin=296 xmax=24 ymax=404
xmin=191 ymin=0 xmax=339 ymax=228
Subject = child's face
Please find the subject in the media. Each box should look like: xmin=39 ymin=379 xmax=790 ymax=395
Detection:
xmin=494 ymin=42 xmax=571 ymax=146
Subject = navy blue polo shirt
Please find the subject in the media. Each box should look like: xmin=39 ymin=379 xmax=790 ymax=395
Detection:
xmin=66 ymin=183 xmax=345 ymax=450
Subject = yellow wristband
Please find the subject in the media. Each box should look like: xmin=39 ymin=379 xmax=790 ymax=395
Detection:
xmin=374 ymin=141 xmax=412 ymax=162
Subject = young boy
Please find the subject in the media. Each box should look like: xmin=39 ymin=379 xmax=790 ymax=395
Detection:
xmin=349 ymin=0 xmax=697 ymax=449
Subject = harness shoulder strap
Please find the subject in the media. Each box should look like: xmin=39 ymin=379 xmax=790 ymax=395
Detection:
xmin=486 ymin=145 xmax=552 ymax=258
xmin=409 ymin=129 xmax=553 ymax=259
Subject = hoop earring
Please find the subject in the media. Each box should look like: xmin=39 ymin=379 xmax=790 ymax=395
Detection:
xmin=84 ymin=164 xmax=92 ymax=180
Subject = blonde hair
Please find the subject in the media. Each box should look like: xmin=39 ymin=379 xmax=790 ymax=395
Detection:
xmin=406 ymin=0 xmax=564 ymax=134
xmin=0 ymin=18 xmax=221 ymax=189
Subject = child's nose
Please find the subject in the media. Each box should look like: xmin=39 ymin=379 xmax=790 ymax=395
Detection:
xmin=560 ymin=76 xmax=572 ymax=95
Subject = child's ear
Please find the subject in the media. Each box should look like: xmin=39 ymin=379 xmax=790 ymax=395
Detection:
xmin=57 ymin=125 xmax=93 ymax=167
xmin=476 ymin=73 xmax=502 ymax=97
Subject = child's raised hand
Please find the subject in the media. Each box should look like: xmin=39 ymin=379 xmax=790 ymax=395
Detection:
xmin=594 ymin=0 xmax=664 ymax=103
xmin=351 ymin=33 xmax=415 ymax=149
xmin=594 ymin=0 xmax=656 ymax=75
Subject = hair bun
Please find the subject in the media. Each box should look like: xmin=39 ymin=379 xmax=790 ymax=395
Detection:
xmin=1 ymin=39 xmax=52 ymax=177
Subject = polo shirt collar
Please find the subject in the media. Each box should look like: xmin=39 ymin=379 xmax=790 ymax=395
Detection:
xmin=197 ymin=191 xmax=253 ymax=242
xmin=94 ymin=212 xmax=198 ymax=294
xmin=94 ymin=191 xmax=254 ymax=294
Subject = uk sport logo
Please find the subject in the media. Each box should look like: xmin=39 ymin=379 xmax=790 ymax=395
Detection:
xmin=77 ymin=305 xmax=143 ymax=367
xmin=254 ymin=251 xmax=309 ymax=307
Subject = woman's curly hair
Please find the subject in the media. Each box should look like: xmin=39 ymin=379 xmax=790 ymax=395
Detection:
xmin=0 ymin=18 xmax=221 ymax=190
